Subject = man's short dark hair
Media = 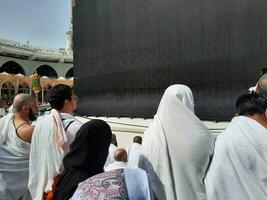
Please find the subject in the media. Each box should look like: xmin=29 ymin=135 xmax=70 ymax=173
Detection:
xmin=236 ymin=92 xmax=267 ymax=116
xmin=49 ymin=84 xmax=73 ymax=110
xmin=133 ymin=136 xmax=142 ymax=144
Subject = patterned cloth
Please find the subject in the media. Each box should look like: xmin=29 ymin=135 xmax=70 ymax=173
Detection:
xmin=72 ymin=168 xmax=151 ymax=200
xmin=72 ymin=169 xmax=129 ymax=200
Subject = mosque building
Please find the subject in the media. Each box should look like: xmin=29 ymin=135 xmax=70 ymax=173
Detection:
xmin=0 ymin=20 xmax=73 ymax=103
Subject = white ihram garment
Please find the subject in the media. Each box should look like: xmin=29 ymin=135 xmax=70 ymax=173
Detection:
xmin=29 ymin=109 xmax=82 ymax=200
xmin=139 ymin=84 xmax=214 ymax=200
xmin=127 ymin=143 xmax=142 ymax=169
xmin=104 ymin=144 xmax=118 ymax=169
xmin=205 ymin=116 xmax=267 ymax=200
xmin=105 ymin=161 xmax=127 ymax=172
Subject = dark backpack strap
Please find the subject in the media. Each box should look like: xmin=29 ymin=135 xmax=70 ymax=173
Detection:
xmin=64 ymin=120 xmax=75 ymax=132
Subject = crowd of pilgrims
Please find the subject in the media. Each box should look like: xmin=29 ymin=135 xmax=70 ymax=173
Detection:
xmin=1 ymin=73 xmax=267 ymax=200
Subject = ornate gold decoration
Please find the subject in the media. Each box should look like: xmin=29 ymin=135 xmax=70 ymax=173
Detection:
xmin=31 ymin=72 xmax=41 ymax=94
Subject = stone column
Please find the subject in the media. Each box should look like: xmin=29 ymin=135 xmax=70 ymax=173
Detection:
xmin=41 ymin=89 xmax=44 ymax=104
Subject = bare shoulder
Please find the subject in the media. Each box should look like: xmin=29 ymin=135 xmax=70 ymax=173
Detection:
xmin=17 ymin=124 xmax=35 ymax=143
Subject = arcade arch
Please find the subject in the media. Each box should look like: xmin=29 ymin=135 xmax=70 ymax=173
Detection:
xmin=0 ymin=61 xmax=25 ymax=75
xmin=36 ymin=65 xmax=58 ymax=78
xmin=65 ymin=67 xmax=73 ymax=78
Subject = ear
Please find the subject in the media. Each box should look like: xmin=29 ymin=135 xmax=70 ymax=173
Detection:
xmin=21 ymin=105 xmax=29 ymax=112
xmin=265 ymin=109 xmax=267 ymax=118
xmin=255 ymin=83 xmax=260 ymax=93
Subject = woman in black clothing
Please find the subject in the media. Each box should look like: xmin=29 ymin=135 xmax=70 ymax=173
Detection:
xmin=53 ymin=119 xmax=112 ymax=200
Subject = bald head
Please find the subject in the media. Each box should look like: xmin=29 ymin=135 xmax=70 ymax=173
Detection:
xmin=13 ymin=94 xmax=35 ymax=112
xmin=133 ymin=136 xmax=142 ymax=144
xmin=257 ymin=74 xmax=267 ymax=97
xmin=114 ymin=148 xmax=127 ymax=163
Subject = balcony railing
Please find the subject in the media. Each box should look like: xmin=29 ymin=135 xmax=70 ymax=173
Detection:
xmin=0 ymin=38 xmax=73 ymax=56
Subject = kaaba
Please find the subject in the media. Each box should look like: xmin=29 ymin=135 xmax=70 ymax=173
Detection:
xmin=73 ymin=0 xmax=267 ymax=120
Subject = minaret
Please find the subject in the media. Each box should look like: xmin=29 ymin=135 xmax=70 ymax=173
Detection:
xmin=66 ymin=17 xmax=73 ymax=50
xmin=66 ymin=0 xmax=74 ymax=50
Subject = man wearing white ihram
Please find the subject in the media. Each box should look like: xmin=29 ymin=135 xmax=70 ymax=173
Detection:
xmin=0 ymin=94 xmax=38 ymax=200
xmin=139 ymin=84 xmax=214 ymax=200
xmin=28 ymin=84 xmax=83 ymax=200
xmin=126 ymin=136 xmax=142 ymax=169
xmin=205 ymin=92 xmax=267 ymax=200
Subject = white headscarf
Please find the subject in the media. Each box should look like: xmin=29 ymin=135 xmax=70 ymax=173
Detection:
xmin=139 ymin=84 xmax=214 ymax=200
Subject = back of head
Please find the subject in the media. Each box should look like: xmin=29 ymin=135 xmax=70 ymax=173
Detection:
xmin=114 ymin=148 xmax=127 ymax=163
xmin=164 ymin=84 xmax=194 ymax=113
xmin=133 ymin=136 xmax=142 ymax=144
xmin=49 ymin=84 xmax=72 ymax=110
xmin=12 ymin=93 xmax=34 ymax=112
xmin=257 ymin=74 xmax=267 ymax=97
xmin=236 ymin=92 xmax=267 ymax=116
xmin=63 ymin=119 xmax=112 ymax=175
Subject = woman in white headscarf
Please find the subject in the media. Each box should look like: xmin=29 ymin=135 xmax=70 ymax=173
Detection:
xmin=139 ymin=84 xmax=214 ymax=200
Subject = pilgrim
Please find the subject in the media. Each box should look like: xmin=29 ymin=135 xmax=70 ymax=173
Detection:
xmin=139 ymin=84 xmax=214 ymax=200
xmin=0 ymin=94 xmax=38 ymax=199
xmin=205 ymin=92 xmax=267 ymax=200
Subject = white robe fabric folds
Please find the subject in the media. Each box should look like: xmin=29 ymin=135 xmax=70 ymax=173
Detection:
xmin=139 ymin=84 xmax=214 ymax=200
xmin=104 ymin=144 xmax=118 ymax=169
xmin=105 ymin=161 xmax=127 ymax=172
xmin=0 ymin=114 xmax=31 ymax=200
xmin=127 ymin=143 xmax=142 ymax=169
xmin=205 ymin=116 xmax=267 ymax=200
xmin=28 ymin=109 xmax=69 ymax=200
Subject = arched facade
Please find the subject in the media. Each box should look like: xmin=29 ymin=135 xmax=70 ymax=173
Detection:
xmin=0 ymin=61 xmax=25 ymax=75
xmin=0 ymin=74 xmax=72 ymax=104
xmin=36 ymin=65 xmax=58 ymax=78
xmin=65 ymin=67 xmax=73 ymax=78
xmin=0 ymin=56 xmax=73 ymax=77
xmin=18 ymin=82 xmax=30 ymax=94
xmin=1 ymin=81 xmax=15 ymax=103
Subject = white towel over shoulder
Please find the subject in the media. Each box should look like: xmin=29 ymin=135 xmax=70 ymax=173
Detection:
xmin=28 ymin=109 xmax=67 ymax=200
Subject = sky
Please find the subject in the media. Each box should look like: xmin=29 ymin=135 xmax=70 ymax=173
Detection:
xmin=0 ymin=0 xmax=71 ymax=48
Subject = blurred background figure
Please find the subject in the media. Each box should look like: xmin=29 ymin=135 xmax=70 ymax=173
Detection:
xmin=104 ymin=133 xmax=118 ymax=169
xmin=105 ymin=148 xmax=128 ymax=171
xmin=0 ymin=97 xmax=8 ymax=117
xmin=126 ymin=136 xmax=142 ymax=169
xmin=249 ymin=66 xmax=267 ymax=93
